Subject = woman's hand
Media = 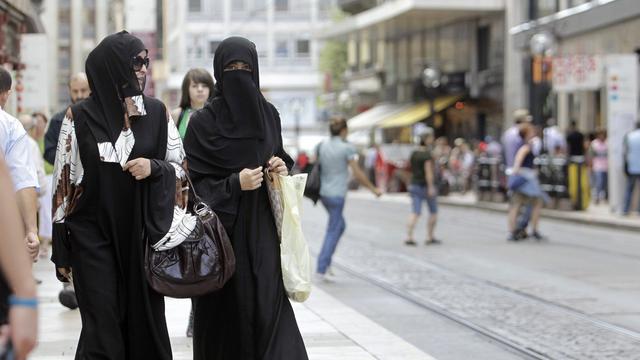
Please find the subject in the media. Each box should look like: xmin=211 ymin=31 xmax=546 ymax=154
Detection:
xmin=239 ymin=167 xmax=264 ymax=191
xmin=57 ymin=267 xmax=72 ymax=281
xmin=123 ymin=158 xmax=151 ymax=180
xmin=268 ymin=156 xmax=288 ymax=176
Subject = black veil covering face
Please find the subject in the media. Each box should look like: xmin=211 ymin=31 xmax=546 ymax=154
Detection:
xmin=211 ymin=36 xmax=267 ymax=139
xmin=84 ymin=30 xmax=147 ymax=143
xmin=184 ymin=36 xmax=307 ymax=360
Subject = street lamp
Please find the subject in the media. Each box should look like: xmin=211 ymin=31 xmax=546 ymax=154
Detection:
xmin=421 ymin=66 xmax=441 ymax=124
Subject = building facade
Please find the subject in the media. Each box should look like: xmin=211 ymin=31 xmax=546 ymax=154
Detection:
xmin=321 ymin=0 xmax=506 ymax=144
xmin=1 ymin=0 xmax=45 ymax=114
xmin=40 ymin=0 xmax=122 ymax=113
xmin=163 ymin=0 xmax=336 ymax=147
xmin=510 ymin=0 xmax=640 ymax=212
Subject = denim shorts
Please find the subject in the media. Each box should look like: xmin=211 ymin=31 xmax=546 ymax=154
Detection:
xmin=409 ymin=184 xmax=438 ymax=215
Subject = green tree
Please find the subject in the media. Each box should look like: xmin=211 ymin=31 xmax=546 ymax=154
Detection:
xmin=319 ymin=9 xmax=348 ymax=93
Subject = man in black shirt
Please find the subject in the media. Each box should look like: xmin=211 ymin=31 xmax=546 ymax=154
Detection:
xmin=43 ymin=73 xmax=90 ymax=165
xmin=566 ymin=120 xmax=585 ymax=157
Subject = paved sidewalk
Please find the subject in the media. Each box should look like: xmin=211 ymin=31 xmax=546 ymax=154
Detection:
xmin=351 ymin=190 xmax=640 ymax=231
xmin=30 ymin=261 xmax=435 ymax=360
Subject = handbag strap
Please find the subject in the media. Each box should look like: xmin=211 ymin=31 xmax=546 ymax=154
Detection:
xmin=182 ymin=173 xmax=214 ymax=219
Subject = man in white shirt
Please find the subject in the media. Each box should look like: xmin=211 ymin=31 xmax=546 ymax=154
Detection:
xmin=0 ymin=67 xmax=40 ymax=261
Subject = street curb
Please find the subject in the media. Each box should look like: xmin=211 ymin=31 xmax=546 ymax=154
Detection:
xmin=438 ymin=198 xmax=640 ymax=232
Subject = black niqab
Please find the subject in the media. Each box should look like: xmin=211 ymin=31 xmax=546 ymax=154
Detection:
xmin=210 ymin=36 xmax=267 ymax=139
xmin=84 ymin=30 xmax=147 ymax=143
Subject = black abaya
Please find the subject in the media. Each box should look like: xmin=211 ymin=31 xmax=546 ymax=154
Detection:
xmin=51 ymin=32 xmax=183 ymax=360
xmin=184 ymin=37 xmax=308 ymax=360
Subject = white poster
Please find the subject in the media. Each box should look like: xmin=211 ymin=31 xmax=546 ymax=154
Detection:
xmin=606 ymin=54 xmax=639 ymax=213
xmin=553 ymin=55 xmax=604 ymax=92
xmin=19 ymin=34 xmax=49 ymax=113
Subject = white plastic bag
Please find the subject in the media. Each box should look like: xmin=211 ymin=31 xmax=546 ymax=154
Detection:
xmin=278 ymin=173 xmax=311 ymax=302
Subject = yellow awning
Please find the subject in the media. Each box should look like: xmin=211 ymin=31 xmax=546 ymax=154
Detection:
xmin=379 ymin=95 xmax=462 ymax=129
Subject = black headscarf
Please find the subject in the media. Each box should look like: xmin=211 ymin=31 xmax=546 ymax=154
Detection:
xmin=209 ymin=36 xmax=267 ymax=140
xmin=84 ymin=31 xmax=147 ymax=143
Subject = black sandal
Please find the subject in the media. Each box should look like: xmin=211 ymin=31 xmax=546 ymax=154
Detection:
xmin=404 ymin=239 xmax=417 ymax=246
xmin=425 ymin=239 xmax=442 ymax=245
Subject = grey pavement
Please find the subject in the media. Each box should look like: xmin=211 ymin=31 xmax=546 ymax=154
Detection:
xmin=303 ymin=191 xmax=640 ymax=359
xmin=30 ymin=256 xmax=434 ymax=359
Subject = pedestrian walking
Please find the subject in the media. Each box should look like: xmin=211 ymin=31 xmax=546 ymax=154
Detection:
xmin=315 ymin=117 xmax=382 ymax=282
xmin=589 ymin=128 xmax=608 ymax=203
xmin=171 ymin=68 xmax=214 ymax=140
xmin=183 ymin=36 xmax=308 ymax=360
xmin=508 ymin=123 xmax=546 ymax=241
xmin=50 ymin=31 xmax=187 ymax=359
xmin=0 ymin=67 xmax=40 ymax=262
xmin=44 ymin=73 xmax=90 ymax=165
xmin=0 ymin=157 xmax=38 ymax=360
xmin=566 ymin=120 xmax=586 ymax=157
xmin=30 ymin=112 xmax=53 ymax=259
xmin=623 ymin=121 xmax=640 ymax=215
xmin=43 ymin=73 xmax=90 ymax=310
xmin=171 ymin=68 xmax=214 ymax=337
xmin=502 ymin=109 xmax=534 ymax=240
xmin=405 ymin=130 xmax=440 ymax=246
xmin=364 ymin=144 xmax=379 ymax=185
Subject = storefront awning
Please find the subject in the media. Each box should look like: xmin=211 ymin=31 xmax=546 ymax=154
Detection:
xmin=348 ymin=102 xmax=409 ymax=131
xmin=379 ymin=95 xmax=461 ymax=129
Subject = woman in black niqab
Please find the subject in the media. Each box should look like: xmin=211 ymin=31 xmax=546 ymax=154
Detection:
xmin=51 ymin=31 xmax=187 ymax=359
xmin=184 ymin=37 xmax=308 ymax=360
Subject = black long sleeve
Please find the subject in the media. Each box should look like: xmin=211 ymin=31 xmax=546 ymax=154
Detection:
xmin=44 ymin=110 xmax=66 ymax=165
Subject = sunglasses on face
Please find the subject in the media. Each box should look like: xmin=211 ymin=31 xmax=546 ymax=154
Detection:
xmin=132 ymin=56 xmax=150 ymax=71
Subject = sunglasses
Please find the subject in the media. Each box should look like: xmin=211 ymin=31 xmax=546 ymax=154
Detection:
xmin=132 ymin=56 xmax=150 ymax=71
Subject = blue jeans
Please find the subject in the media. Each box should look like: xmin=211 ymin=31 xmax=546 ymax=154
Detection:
xmin=623 ymin=174 xmax=640 ymax=214
xmin=317 ymin=196 xmax=346 ymax=274
xmin=592 ymin=171 xmax=608 ymax=201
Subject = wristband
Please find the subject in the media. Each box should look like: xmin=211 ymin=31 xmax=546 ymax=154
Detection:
xmin=8 ymin=295 xmax=38 ymax=309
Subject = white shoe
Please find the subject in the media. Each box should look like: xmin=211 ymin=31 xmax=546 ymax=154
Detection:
xmin=326 ymin=267 xmax=336 ymax=278
xmin=314 ymin=272 xmax=334 ymax=283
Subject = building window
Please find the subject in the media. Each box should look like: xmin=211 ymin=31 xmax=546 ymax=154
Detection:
xmin=529 ymin=0 xmax=559 ymax=20
xmin=189 ymin=0 xmax=202 ymax=13
xmin=232 ymin=0 xmax=245 ymax=11
xmin=477 ymin=26 xmax=490 ymax=71
xmin=275 ymin=0 xmax=288 ymax=12
xmin=209 ymin=41 xmax=221 ymax=57
xmin=276 ymin=40 xmax=289 ymax=58
xmin=296 ymin=40 xmax=310 ymax=57
xmin=569 ymin=0 xmax=590 ymax=7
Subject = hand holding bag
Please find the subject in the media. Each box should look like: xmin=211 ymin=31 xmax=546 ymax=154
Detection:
xmin=265 ymin=171 xmax=312 ymax=302
xmin=145 ymin=175 xmax=236 ymax=298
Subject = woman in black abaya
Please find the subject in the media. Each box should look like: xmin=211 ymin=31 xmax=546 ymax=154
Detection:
xmin=184 ymin=37 xmax=308 ymax=360
xmin=51 ymin=31 xmax=189 ymax=359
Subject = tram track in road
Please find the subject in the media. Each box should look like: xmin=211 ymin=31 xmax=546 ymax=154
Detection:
xmin=311 ymin=241 xmax=640 ymax=360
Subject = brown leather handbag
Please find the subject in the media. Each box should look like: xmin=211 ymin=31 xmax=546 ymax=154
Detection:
xmin=145 ymin=176 xmax=235 ymax=298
